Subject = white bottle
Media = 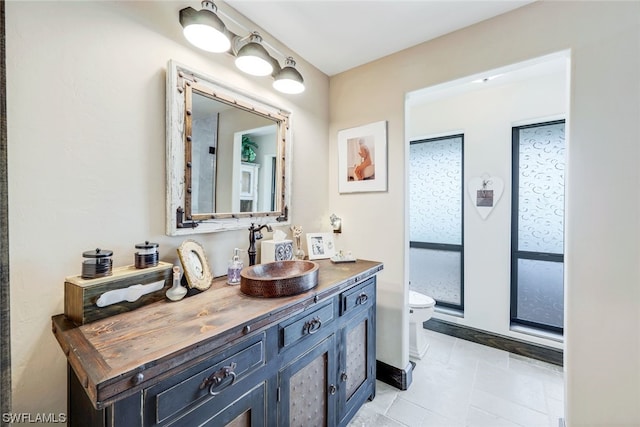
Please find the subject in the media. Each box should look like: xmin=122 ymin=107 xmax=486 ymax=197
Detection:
xmin=166 ymin=265 xmax=187 ymax=301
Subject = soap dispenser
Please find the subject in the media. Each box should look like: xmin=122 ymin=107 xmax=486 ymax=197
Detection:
xmin=227 ymin=248 xmax=243 ymax=285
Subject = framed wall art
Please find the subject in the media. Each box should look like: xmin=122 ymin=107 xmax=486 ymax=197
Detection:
xmin=306 ymin=232 xmax=336 ymax=260
xmin=338 ymin=120 xmax=388 ymax=193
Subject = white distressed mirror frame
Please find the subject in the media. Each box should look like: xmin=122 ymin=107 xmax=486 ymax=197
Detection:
xmin=166 ymin=60 xmax=292 ymax=236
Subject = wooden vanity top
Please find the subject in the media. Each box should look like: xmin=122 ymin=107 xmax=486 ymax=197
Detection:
xmin=52 ymin=259 xmax=383 ymax=409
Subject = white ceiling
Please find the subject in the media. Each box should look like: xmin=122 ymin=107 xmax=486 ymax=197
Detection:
xmin=225 ymin=0 xmax=536 ymax=76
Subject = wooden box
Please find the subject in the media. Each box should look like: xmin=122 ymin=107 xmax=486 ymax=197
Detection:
xmin=64 ymin=261 xmax=173 ymax=325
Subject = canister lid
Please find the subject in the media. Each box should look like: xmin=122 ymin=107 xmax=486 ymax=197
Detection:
xmin=135 ymin=241 xmax=159 ymax=250
xmin=82 ymin=248 xmax=113 ymax=259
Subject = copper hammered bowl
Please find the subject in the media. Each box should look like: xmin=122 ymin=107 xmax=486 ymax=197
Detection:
xmin=240 ymin=260 xmax=319 ymax=297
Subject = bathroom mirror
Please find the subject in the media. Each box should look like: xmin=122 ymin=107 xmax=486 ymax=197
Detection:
xmin=166 ymin=60 xmax=291 ymax=235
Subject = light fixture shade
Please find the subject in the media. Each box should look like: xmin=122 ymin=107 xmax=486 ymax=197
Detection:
xmin=235 ymin=33 xmax=274 ymax=76
xmin=273 ymin=57 xmax=305 ymax=94
xmin=179 ymin=2 xmax=230 ymax=53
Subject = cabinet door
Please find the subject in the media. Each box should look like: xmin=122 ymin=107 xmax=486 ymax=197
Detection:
xmin=338 ymin=281 xmax=376 ymax=426
xmin=338 ymin=306 xmax=376 ymax=425
xmin=239 ymin=162 xmax=260 ymax=212
xmin=278 ymin=334 xmax=337 ymax=427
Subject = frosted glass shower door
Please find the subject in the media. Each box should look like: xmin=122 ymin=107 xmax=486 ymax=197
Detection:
xmin=511 ymin=120 xmax=565 ymax=333
xmin=409 ymin=135 xmax=463 ymax=309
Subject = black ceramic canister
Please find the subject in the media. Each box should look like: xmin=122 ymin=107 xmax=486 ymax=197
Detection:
xmin=81 ymin=248 xmax=114 ymax=279
xmin=134 ymin=241 xmax=159 ymax=269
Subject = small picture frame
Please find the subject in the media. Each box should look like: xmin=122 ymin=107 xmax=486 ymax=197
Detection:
xmin=177 ymin=240 xmax=213 ymax=291
xmin=476 ymin=189 xmax=494 ymax=207
xmin=306 ymin=233 xmax=336 ymax=260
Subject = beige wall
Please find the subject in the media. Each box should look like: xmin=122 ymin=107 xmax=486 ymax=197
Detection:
xmin=6 ymin=0 xmax=329 ymax=418
xmin=329 ymin=1 xmax=639 ymax=425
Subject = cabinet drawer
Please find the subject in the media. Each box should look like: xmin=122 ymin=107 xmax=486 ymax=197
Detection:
xmin=148 ymin=334 xmax=265 ymax=424
xmin=341 ymin=279 xmax=375 ymax=316
xmin=281 ymin=301 xmax=334 ymax=348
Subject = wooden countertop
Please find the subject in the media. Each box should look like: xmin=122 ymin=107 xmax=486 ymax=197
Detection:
xmin=52 ymin=259 xmax=383 ymax=409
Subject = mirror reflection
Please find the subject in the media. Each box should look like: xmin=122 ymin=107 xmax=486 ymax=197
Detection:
xmin=166 ymin=60 xmax=291 ymax=235
xmin=189 ymin=90 xmax=278 ymax=215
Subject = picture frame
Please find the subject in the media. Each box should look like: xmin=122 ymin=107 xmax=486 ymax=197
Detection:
xmin=338 ymin=120 xmax=388 ymax=193
xmin=306 ymin=233 xmax=336 ymax=260
xmin=177 ymin=239 xmax=213 ymax=290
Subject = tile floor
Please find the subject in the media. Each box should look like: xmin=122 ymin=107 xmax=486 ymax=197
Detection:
xmin=349 ymin=329 xmax=564 ymax=427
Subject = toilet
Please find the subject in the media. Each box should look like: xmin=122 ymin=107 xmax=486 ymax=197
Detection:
xmin=409 ymin=290 xmax=436 ymax=359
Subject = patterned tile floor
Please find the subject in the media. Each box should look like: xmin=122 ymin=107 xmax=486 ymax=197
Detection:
xmin=349 ymin=329 xmax=564 ymax=427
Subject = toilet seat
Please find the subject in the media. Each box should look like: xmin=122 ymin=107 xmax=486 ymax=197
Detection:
xmin=409 ymin=290 xmax=435 ymax=308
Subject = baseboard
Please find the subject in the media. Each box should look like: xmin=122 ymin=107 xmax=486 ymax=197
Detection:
xmin=423 ymin=318 xmax=563 ymax=366
xmin=376 ymin=359 xmax=413 ymax=390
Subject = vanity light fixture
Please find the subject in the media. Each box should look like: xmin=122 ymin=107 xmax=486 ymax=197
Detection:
xmin=234 ymin=32 xmax=275 ymax=76
xmin=179 ymin=1 xmax=305 ymax=94
xmin=273 ymin=57 xmax=305 ymax=94
xmin=179 ymin=0 xmax=231 ymax=53
xmin=330 ymin=214 xmax=342 ymax=234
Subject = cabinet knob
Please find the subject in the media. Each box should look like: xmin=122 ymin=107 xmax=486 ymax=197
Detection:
xmin=341 ymin=372 xmax=348 ymax=382
xmin=329 ymin=384 xmax=337 ymax=395
xmin=132 ymin=373 xmax=144 ymax=385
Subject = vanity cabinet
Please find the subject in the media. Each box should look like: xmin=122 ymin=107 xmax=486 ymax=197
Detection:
xmin=53 ymin=260 xmax=382 ymax=427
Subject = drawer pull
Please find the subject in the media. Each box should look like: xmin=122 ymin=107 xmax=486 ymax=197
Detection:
xmin=329 ymin=384 xmax=337 ymax=395
xmin=356 ymin=293 xmax=369 ymax=305
xmin=303 ymin=317 xmax=322 ymax=335
xmin=199 ymin=362 xmax=237 ymax=396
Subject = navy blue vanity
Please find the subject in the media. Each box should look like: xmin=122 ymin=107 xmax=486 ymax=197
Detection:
xmin=53 ymin=259 xmax=382 ymax=426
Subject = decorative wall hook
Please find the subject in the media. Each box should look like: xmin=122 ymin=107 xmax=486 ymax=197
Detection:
xmin=468 ymin=175 xmax=504 ymax=220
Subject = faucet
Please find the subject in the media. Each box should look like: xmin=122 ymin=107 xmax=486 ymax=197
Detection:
xmin=248 ymin=223 xmax=273 ymax=266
